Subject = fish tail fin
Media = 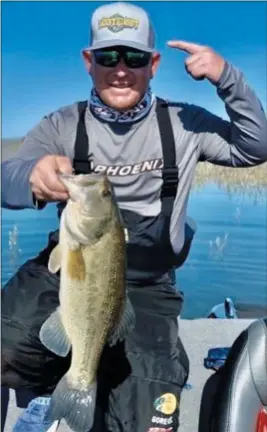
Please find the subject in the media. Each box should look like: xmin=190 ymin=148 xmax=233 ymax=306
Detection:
xmin=45 ymin=373 xmax=97 ymax=432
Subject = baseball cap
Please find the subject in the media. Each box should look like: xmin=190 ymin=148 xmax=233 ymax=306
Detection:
xmin=87 ymin=2 xmax=156 ymax=53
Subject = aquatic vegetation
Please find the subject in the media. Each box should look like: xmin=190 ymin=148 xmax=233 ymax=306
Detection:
xmin=209 ymin=233 xmax=229 ymax=261
xmin=8 ymin=224 xmax=22 ymax=272
xmin=193 ymin=162 xmax=267 ymax=202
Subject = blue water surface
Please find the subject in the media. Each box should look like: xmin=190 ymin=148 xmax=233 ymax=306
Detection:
xmin=2 ymin=185 xmax=266 ymax=318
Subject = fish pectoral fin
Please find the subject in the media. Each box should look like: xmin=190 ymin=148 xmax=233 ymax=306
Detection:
xmin=39 ymin=308 xmax=71 ymax=357
xmin=48 ymin=245 xmax=62 ymax=273
xmin=108 ymin=294 xmax=136 ymax=346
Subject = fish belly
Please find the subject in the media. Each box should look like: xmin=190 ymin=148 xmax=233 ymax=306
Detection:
xmin=60 ymin=226 xmax=126 ymax=388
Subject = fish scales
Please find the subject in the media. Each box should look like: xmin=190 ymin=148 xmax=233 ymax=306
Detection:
xmin=61 ymin=223 xmax=126 ymax=386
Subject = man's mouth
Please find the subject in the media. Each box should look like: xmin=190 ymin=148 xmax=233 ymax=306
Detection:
xmin=111 ymin=83 xmax=131 ymax=89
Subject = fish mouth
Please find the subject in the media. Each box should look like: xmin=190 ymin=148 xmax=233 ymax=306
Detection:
xmin=59 ymin=173 xmax=107 ymax=187
xmin=59 ymin=173 xmax=113 ymax=205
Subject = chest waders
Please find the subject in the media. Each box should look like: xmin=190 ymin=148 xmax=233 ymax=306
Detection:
xmin=1 ymin=98 xmax=191 ymax=431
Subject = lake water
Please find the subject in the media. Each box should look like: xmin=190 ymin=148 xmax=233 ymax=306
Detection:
xmin=1 ymin=184 xmax=266 ymax=318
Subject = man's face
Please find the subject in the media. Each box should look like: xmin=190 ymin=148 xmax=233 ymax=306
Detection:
xmin=83 ymin=45 xmax=161 ymax=111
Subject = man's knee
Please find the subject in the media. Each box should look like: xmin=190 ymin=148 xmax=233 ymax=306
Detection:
xmin=107 ymin=352 xmax=184 ymax=432
xmin=1 ymin=257 xmax=67 ymax=394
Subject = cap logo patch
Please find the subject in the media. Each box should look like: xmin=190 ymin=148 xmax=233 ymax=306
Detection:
xmin=98 ymin=14 xmax=140 ymax=33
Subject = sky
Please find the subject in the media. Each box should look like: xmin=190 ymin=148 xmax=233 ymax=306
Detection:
xmin=2 ymin=1 xmax=267 ymax=138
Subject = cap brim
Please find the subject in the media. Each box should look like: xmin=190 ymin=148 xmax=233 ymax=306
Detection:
xmin=87 ymin=40 xmax=155 ymax=53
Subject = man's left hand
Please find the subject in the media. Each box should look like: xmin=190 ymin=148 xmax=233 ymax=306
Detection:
xmin=167 ymin=40 xmax=225 ymax=84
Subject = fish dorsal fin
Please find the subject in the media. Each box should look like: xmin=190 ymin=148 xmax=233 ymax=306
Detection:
xmin=108 ymin=295 xmax=135 ymax=346
xmin=48 ymin=244 xmax=62 ymax=273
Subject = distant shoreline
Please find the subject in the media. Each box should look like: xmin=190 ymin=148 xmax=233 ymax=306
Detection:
xmin=2 ymin=138 xmax=267 ymax=200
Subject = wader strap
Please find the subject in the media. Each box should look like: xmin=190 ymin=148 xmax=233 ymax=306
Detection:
xmin=73 ymin=98 xmax=178 ymax=202
xmin=156 ymin=97 xmax=178 ymax=211
xmin=73 ymin=101 xmax=91 ymax=175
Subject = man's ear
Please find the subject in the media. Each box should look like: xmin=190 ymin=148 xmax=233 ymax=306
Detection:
xmin=151 ymin=52 xmax=161 ymax=78
xmin=82 ymin=49 xmax=93 ymax=73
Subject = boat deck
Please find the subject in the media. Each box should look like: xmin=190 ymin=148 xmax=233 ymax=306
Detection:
xmin=4 ymin=318 xmax=254 ymax=432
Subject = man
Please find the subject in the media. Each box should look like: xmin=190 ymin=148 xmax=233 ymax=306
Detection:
xmin=2 ymin=2 xmax=267 ymax=431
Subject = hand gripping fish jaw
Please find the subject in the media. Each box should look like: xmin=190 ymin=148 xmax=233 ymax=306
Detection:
xmin=59 ymin=172 xmax=112 ymax=210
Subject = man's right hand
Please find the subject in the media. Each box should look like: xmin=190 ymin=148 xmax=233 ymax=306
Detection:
xmin=29 ymin=155 xmax=73 ymax=202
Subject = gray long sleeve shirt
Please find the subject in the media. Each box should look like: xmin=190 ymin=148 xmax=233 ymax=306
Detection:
xmin=2 ymin=61 xmax=267 ymax=254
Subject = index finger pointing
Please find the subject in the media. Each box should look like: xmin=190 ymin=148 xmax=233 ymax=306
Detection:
xmin=167 ymin=40 xmax=206 ymax=54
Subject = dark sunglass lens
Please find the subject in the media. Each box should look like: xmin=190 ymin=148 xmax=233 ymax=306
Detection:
xmin=124 ymin=51 xmax=151 ymax=68
xmin=94 ymin=50 xmax=120 ymax=67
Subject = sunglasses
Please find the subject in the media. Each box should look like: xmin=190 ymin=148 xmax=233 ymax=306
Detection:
xmin=93 ymin=47 xmax=152 ymax=69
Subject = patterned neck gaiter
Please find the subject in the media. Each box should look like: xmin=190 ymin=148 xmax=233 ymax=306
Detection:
xmin=89 ymin=87 xmax=155 ymax=123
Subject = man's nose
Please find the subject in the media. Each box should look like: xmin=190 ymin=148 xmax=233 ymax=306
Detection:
xmin=114 ymin=59 xmax=129 ymax=76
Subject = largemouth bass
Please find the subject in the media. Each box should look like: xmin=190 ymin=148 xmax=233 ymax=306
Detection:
xmin=39 ymin=173 xmax=135 ymax=432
